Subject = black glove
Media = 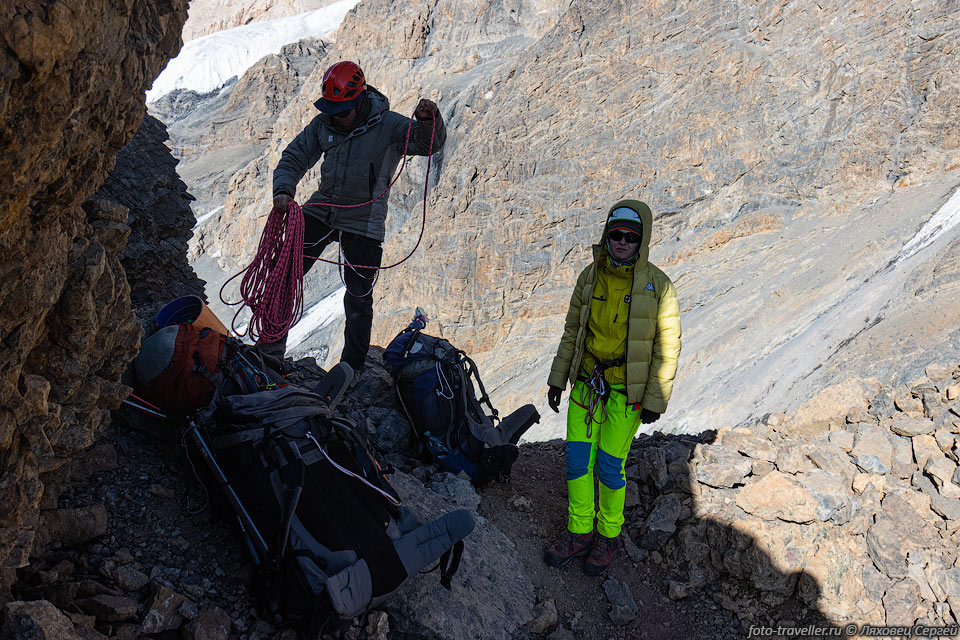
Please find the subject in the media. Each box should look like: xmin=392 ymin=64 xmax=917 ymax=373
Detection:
xmin=547 ymin=386 xmax=563 ymax=413
xmin=640 ymin=408 xmax=661 ymax=424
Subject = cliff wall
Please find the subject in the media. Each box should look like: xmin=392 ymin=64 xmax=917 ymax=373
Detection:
xmin=0 ymin=0 xmax=189 ymax=600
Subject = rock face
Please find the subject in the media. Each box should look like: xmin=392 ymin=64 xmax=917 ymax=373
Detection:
xmin=90 ymin=115 xmax=207 ymax=332
xmin=0 ymin=0 xmax=188 ymax=601
xmin=159 ymin=0 xmax=960 ymax=440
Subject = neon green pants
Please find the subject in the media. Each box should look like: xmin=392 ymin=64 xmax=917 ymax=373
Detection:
xmin=565 ymin=380 xmax=644 ymax=538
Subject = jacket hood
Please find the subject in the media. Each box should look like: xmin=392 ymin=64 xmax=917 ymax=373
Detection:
xmin=318 ymin=85 xmax=390 ymax=126
xmin=594 ymin=199 xmax=653 ymax=268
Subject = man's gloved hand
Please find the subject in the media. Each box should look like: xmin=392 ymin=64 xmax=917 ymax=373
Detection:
xmin=547 ymin=386 xmax=563 ymax=413
xmin=640 ymin=408 xmax=661 ymax=424
xmin=273 ymin=194 xmax=292 ymax=211
xmin=415 ymin=98 xmax=439 ymax=121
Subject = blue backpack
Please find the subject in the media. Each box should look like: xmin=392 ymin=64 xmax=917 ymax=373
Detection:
xmin=383 ymin=321 xmax=539 ymax=485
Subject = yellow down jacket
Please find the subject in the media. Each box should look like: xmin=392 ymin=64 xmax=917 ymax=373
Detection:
xmin=547 ymin=200 xmax=682 ymax=413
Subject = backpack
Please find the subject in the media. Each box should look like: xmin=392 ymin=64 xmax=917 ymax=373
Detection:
xmin=188 ymin=387 xmax=474 ymax=631
xmin=383 ymin=326 xmax=540 ymax=485
xmin=133 ymin=323 xmax=286 ymax=415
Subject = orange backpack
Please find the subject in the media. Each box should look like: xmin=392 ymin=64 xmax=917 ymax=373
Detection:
xmin=134 ymin=323 xmax=228 ymax=415
xmin=135 ymin=321 xmax=289 ymax=417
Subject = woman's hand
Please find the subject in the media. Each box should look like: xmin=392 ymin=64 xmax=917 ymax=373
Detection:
xmin=640 ymin=408 xmax=661 ymax=423
xmin=547 ymin=386 xmax=563 ymax=413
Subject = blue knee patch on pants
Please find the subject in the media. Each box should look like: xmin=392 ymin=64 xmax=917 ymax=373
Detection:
xmin=596 ymin=448 xmax=625 ymax=490
xmin=566 ymin=441 xmax=593 ymax=481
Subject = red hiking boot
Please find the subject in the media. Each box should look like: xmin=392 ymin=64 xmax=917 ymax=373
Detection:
xmin=544 ymin=531 xmax=594 ymax=567
xmin=584 ymin=534 xmax=618 ymax=575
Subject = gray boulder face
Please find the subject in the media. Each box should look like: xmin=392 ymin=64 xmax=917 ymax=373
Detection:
xmin=867 ymin=493 xmax=940 ymax=579
xmin=91 ymin=114 xmax=208 ymax=334
xmin=384 ymin=472 xmax=536 ymax=640
xmin=0 ymin=0 xmax=189 ymax=598
xmin=602 ymin=578 xmax=639 ymax=626
xmin=797 ymin=470 xmax=852 ymax=523
xmin=641 ymin=495 xmax=683 ymax=550
xmin=869 ymin=392 xmax=897 ymax=421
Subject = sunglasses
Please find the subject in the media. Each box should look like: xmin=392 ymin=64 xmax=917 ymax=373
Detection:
xmin=332 ymin=107 xmax=355 ymax=119
xmin=608 ymin=230 xmax=640 ymax=243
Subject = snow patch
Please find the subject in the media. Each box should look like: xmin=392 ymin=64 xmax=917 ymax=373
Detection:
xmin=287 ymin=286 xmax=345 ymax=348
xmin=147 ymin=0 xmax=360 ymax=102
xmin=896 ymin=186 xmax=960 ymax=264
xmin=193 ymin=205 xmax=223 ymax=229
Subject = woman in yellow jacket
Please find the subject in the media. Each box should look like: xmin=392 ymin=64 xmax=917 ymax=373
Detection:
xmin=545 ymin=199 xmax=681 ymax=575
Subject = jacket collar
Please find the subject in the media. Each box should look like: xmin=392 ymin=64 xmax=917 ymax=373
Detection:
xmin=321 ymin=86 xmax=389 ymax=137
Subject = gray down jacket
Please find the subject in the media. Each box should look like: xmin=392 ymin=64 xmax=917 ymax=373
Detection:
xmin=272 ymin=86 xmax=446 ymax=241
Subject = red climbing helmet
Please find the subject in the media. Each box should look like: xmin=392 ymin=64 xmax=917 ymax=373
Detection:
xmin=315 ymin=61 xmax=367 ymax=114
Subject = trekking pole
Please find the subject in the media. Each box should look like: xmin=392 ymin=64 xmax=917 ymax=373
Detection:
xmin=186 ymin=420 xmax=269 ymax=563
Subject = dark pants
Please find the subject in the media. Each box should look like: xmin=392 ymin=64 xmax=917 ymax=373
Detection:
xmin=301 ymin=215 xmax=383 ymax=371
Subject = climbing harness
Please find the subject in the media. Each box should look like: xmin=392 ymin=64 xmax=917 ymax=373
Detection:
xmin=578 ymin=355 xmax=625 ymax=437
xmin=221 ymin=111 xmax=437 ymax=342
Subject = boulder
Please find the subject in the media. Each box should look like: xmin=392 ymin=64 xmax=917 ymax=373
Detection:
xmin=367 ymin=407 xmax=413 ymax=455
xmin=1 ymin=600 xmax=84 ymax=640
xmin=924 ymin=456 xmax=960 ymax=499
xmin=783 ymin=379 xmax=881 ymax=437
xmin=828 ymin=430 xmax=855 ymax=452
xmin=383 ymin=472 xmax=535 ymax=640
xmin=869 ymin=392 xmax=897 ymax=421
xmin=735 ymin=472 xmax=818 ymax=523
xmin=641 ymin=495 xmax=683 ymax=550
xmin=77 ymin=595 xmax=138 ymax=623
xmin=720 ymin=430 xmax=778 ymax=462
xmin=114 ymin=566 xmax=149 ymax=592
xmin=798 ymin=470 xmax=852 ymax=523
xmin=807 ymin=444 xmax=856 ymax=481
xmin=694 ymin=446 xmax=752 ymax=488
xmin=776 ymin=444 xmax=810 ymax=475
xmin=890 ymin=435 xmax=917 ymax=479
xmin=181 ymin=607 xmax=231 ymax=640
xmin=428 ymin=472 xmax=481 ymax=511
xmin=526 ymin=599 xmax=559 ymax=635
xmin=727 ymin=517 xmax=815 ymax=596
xmin=911 ymin=472 xmax=960 ymax=521
xmin=852 ymin=424 xmax=893 ymax=474
xmin=38 ymin=505 xmax=108 ymax=549
xmin=602 ymin=578 xmax=638 ymax=625
xmin=882 ymin=579 xmax=924 ymax=626
xmin=888 ymin=416 xmax=937 ymax=437
xmin=139 ymin=583 xmax=187 ymax=634
xmin=866 ymin=494 xmax=940 ymax=579
xmin=914 ymin=435 xmax=943 ymax=473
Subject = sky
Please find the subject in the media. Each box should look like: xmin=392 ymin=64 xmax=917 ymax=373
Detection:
xmin=147 ymin=0 xmax=360 ymax=102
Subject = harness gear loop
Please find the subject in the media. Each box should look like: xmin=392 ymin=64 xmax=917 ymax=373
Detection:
xmin=578 ymin=355 xmax=625 ymax=437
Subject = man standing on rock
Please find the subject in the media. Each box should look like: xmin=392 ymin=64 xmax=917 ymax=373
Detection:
xmin=265 ymin=60 xmax=445 ymax=372
xmin=544 ymin=200 xmax=682 ymax=575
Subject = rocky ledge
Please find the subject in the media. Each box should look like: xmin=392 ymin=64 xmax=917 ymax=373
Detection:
xmin=624 ymin=365 xmax=960 ymax=630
